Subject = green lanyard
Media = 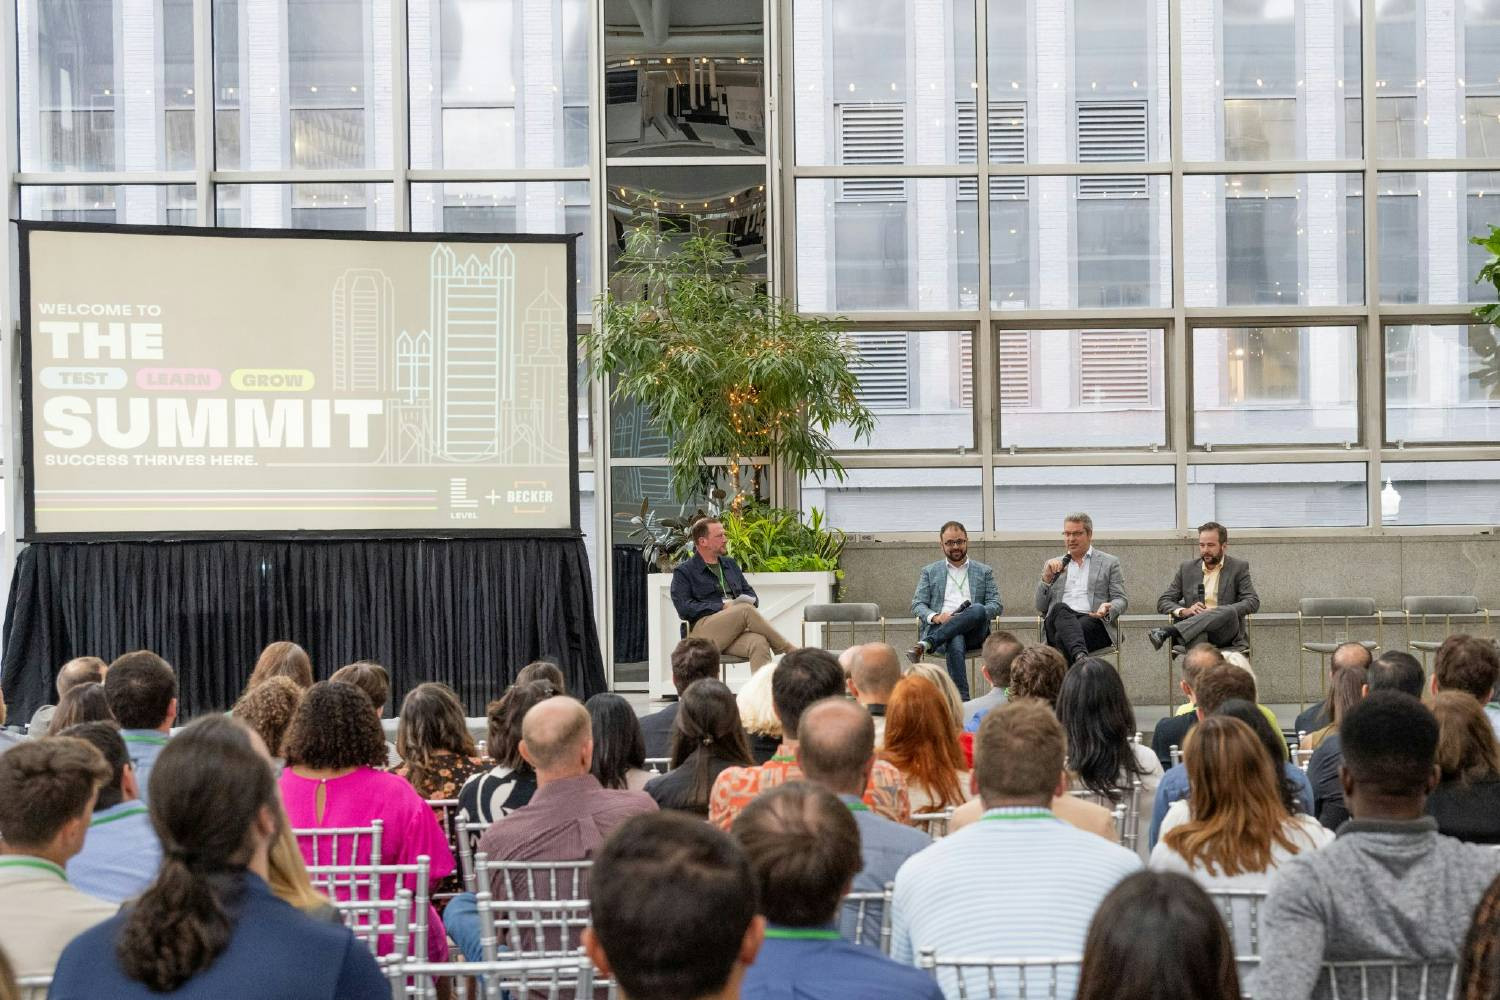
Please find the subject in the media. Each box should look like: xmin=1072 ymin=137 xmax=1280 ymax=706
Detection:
xmin=948 ymin=569 xmax=970 ymax=596
xmin=764 ymin=928 xmax=841 ymax=941
xmin=91 ymin=806 xmax=150 ymax=828
xmin=123 ymin=732 xmax=168 ymax=746
xmin=770 ymin=753 xmax=797 ymax=764
xmin=980 ymin=810 xmax=1056 ymax=822
xmin=709 ymin=561 xmax=728 ymax=596
xmin=0 ymin=857 xmax=67 ymax=881
xmin=845 ymin=801 xmax=870 ymax=813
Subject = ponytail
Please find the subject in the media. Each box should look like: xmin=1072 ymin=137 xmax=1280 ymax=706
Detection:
xmin=115 ymin=716 xmax=276 ymax=991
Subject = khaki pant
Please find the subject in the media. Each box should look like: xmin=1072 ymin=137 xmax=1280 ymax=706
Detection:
xmin=690 ymin=602 xmax=793 ymax=668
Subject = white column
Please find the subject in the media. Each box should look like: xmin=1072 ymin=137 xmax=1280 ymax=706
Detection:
xmin=522 ymin=0 xmax=559 ymax=231
xmin=371 ymin=0 xmax=394 ymax=229
xmin=914 ymin=0 xmax=953 ymax=308
xmin=120 ymin=0 xmax=162 ymax=223
xmin=408 ymin=0 xmax=436 ymax=228
xmin=792 ymin=0 xmax=829 ymax=309
xmin=1180 ymin=0 xmax=1219 ymax=304
xmin=244 ymin=0 xmax=289 ymax=226
xmin=1303 ymin=0 xmax=1340 ymax=308
xmin=1035 ymin=0 xmax=1071 ymax=308
xmin=1425 ymin=0 xmax=1462 ymax=302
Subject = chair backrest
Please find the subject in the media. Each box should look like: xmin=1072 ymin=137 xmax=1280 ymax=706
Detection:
xmin=1300 ymin=598 xmax=1379 ymax=619
xmin=1069 ymin=780 xmax=1143 ymax=852
xmin=1169 ymin=744 xmax=1182 ymax=768
xmin=425 ymin=799 xmax=463 ymax=900
xmin=307 ymin=856 xmax=432 ymax=968
xmin=644 ymin=757 xmax=672 ymax=774
xmin=475 ymin=854 xmax=595 ymax=958
xmin=841 ymin=882 xmax=895 ymax=954
xmin=911 ymin=807 xmax=956 ymax=838
xmin=455 ymin=819 xmax=491 ymax=894
xmin=917 ymin=948 xmax=1083 ymax=999
xmin=388 ymin=954 xmax=599 ymax=1000
xmin=1402 ymin=595 xmax=1480 ymax=616
xmin=1206 ymin=888 xmax=1269 ymax=985
xmin=295 ymin=820 xmax=385 ymax=901
xmin=1321 ymin=960 xmax=1457 ymax=1000
xmin=804 ymin=602 xmax=881 ymax=624
xmin=16 ymin=976 xmax=50 ymax=1000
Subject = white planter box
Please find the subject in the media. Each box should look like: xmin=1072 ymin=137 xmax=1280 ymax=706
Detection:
xmin=646 ymin=570 xmax=837 ymax=700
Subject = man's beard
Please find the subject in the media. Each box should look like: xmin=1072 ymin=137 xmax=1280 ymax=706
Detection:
xmin=1203 ymin=553 xmax=1222 ymax=568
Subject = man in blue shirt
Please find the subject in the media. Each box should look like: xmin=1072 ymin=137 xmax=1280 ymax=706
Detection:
xmin=796 ymin=697 xmax=931 ymax=946
xmin=585 ymin=811 xmax=763 ymax=1000
xmin=103 ymin=650 xmax=177 ymax=802
xmin=961 ymin=631 xmax=1022 ymax=733
xmin=733 ymin=782 xmax=944 ymax=1000
xmin=58 ymin=721 xmax=161 ymax=903
xmin=671 ymin=518 xmax=796 ymax=669
xmin=908 ymin=521 xmax=1003 ymax=700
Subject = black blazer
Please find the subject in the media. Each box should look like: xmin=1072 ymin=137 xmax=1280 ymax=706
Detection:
xmin=640 ymin=703 xmax=679 ymax=760
xmin=1156 ymin=554 xmax=1260 ymax=648
xmin=670 ymin=554 xmax=758 ymax=627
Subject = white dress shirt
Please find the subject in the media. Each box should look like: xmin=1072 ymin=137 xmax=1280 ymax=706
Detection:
xmin=940 ymin=560 xmax=971 ymax=614
xmin=1061 ymin=547 xmax=1094 ymax=613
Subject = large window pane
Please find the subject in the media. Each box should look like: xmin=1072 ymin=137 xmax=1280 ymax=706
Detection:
xmin=1385 ymin=325 xmax=1500 ymax=443
xmin=801 ymin=468 xmax=983 ymax=532
xmin=412 ymin=181 xmax=592 ymax=312
xmin=410 ymin=0 xmax=588 ymax=169
xmin=213 ymin=0 xmax=393 ymax=170
xmin=607 ymin=0 xmax=764 ymax=158
xmin=1181 ymin=0 xmax=1361 ymax=160
xmin=833 ymin=330 xmax=974 ymax=450
xmin=796 ymin=178 xmax=979 ymax=311
xmin=794 ymin=0 xmax=975 ymax=165
xmin=983 ymin=0 xmax=1168 ymax=165
xmin=19 ymin=0 xmax=196 ymax=174
xmin=215 ymin=183 xmax=394 ymax=230
xmin=994 ymin=465 xmax=1175 ymax=531
xmin=1381 ymin=462 xmax=1500 ymax=525
xmin=609 ymin=166 xmax=768 ymax=281
xmin=997 ymin=329 xmax=1166 ymax=448
xmin=21 ymin=185 xmax=197 ymax=225
xmin=1375 ymin=0 xmax=1500 ymax=159
xmin=1193 ymin=326 xmax=1359 ymax=447
xmin=1186 ymin=463 xmax=1368 ymax=527
xmin=987 ymin=176 xmax=1170 ymax=310
xmin=1376 ymin=172 xmax=1500 ymax=305
xmin=1182 ymin=174 xmax=1365 ymax=307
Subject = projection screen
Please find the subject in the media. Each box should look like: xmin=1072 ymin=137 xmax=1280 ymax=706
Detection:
xmin=20 ymin=224 xmax=578 ymax=538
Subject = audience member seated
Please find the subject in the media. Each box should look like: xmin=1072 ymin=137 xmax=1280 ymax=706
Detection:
xmin=1006 ymin=644 xmax=1068 ymax=708
xmin=734 ymin=654 xmax=785 ymax=764
xmin=879 ymin=675 xmax=971 ymax=820
xmin=390 ymin=682 xmax=488 ymax=801
xmin=231 ymin=676 xmax=302 ymax=760
xmin=639 ymin=637 xmax=720 ymax=759
xmin=0 ymin=687 xmax=26 ymax=756
xmin=58 ymin=721 xmax=162 ymax=903
xmin=673 ymin=517 xmax=797 ymax=669
xmin=278 ymin=681 xmax=455 ymax=963
xmin=1035 ymin=512 xmax=1128 ymax=665
xmin=734 ymin=783 xmax=944 ymax=1000
xmin=709 ymin=648 xmax=910 ymax=830
xmin=1076 ymin=870 xmax=1242 ymax=1000
xmin=797 ymin=697 xmax=930 ymax=946
xmin=645 ymin=679 xmax=753 ymax=816
xmin=1150 ymin=644 xmax=1225 ymax=771
xmin=459 ymin=680 xmax=557 ymax=824
xmin=447 ymin=697 xmax=657 ymax=962
xmin=1057 ymin=657 xmax=1162 ymax=805
xmin=1217 ymin=698 xmax=1311 ymax=819
xmin=1299 ymin=658 xmax=1366 ymax=753
xmin=1460 ymin=872 xmax=1500 ymax=999
xmin=961 ymin=631 xmax=1023 ymax=733
xmin=104 ymin=650 xmax=179 ymax=802
xmin=907 ymin=520 xmax=1002 ymax=702
xmin=847 ymin=642 xmax=903 ymax=746
xmin=1259 ymin=692 xmax=1500 ymax=999
xmin=27 ymin=655 xmax=106 ymax=736
xmin=587 ymin=692 xmax=653 ymax=792
xmin=1150 ymin=715 xmax=1332 ymax=897
xmin=327 ymin=660 xmax=399 ymax=766
xmin=515 ymin=659 xmax=568 ymax=694
xmin=0 ymin=737 xmax=114 ymax=979
xmin=1426 ymin=691 xmax=1500 ymax=844
xmin=244 ymin=640 xmax=315 ymax=694
xmin=1309 ymin=650 xmax=1425 ymax=830
xmin=584 ymin=812 xmax=763 ymax=1000
xmin=1150 ymin=665 xmax=1314 ymax=849
xmin=1434 ymin=634 xmax=1500 ymax=735
xmin=892 ymin=699 xmax=1140 ymax=996
xmin=46 ymin=681 xmax=115 ymax=736
xmin=49 ymin=716 xmax=386 ymax=1000
xmin=1295 ymin=641 xmax=1374 ymax=736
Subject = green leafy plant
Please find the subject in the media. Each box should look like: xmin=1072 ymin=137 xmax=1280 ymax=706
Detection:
xmin=585 ymin=219 xmax=876 ymax=504
xmin=1472 ymin=226 xmax=1500 ymax=397
xmin=615 ymin=496 xmax=722 ymax=573
xmin=720 ymin=502 xmax=846 ymax=575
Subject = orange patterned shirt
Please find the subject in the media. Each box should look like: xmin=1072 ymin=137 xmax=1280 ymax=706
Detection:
xmin=708 ymin=743 xmax=911 ymax=830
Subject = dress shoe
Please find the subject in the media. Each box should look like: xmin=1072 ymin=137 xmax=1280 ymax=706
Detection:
xmin=1147 ymin=627 xmax=1172 ymax=651
xmin=906 ymin=643 xmax=926 ymax=664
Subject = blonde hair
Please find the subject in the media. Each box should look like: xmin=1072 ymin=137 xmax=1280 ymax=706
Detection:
xmin=267 ymin=801 xmax=330 ymax=914
xmin=736 ymin=656 xmax=783 ymax=738
xmin=907 ymin=662 xmax=965 ymax=731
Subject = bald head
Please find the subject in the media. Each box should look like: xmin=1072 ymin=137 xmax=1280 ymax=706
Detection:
xmin=1332 ymin=641 xmax=1373 ymax=673
xmin=519 ymin=697 xmax=593 ymax=779
xmin=796 ymin=698 xmax=876 ymax=797
xmin=57 ymin=656 xmax=107 ymax=698
xmin=849 ymin=643 xmax=902 ymax=705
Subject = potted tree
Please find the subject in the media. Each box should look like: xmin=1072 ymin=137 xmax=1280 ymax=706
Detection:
xmin=587 ymin=220 xmax=874 ymax=695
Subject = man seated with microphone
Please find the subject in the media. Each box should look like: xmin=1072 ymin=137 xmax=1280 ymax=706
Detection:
xmin=1034 ymin=512 xmax=1126 ymax=664
xmin=1148 ymin=521 xmax=1258 ymax=653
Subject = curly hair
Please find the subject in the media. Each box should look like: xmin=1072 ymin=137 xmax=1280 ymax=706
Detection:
xmin=233 ymin=675 xmax=304 ymax=758
xmin=280 ymin=681 xmax=388 ymax=770
xmin=395 ymin=682 xmax=476 ymax=790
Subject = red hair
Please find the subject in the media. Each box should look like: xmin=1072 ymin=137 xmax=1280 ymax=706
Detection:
xmin=879 ymin=676 xmax=966 ymax=808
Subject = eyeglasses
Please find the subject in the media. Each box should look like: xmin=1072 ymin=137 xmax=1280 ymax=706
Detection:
xmin=942 ymin=539 xmax=967 ymax=546
xmin=1062 ymin=530 xmax=1088 ymax=539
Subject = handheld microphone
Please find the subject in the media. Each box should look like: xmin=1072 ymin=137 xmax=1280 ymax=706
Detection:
xmin=1195 ymin=582 xmax=1206 ymax=605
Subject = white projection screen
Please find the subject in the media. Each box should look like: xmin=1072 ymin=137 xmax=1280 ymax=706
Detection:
xmin=20 ymin=225 xmax=578 ymax=538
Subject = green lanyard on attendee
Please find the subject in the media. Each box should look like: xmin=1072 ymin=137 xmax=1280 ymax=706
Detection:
xmin=979 ymin=810 xmax=1055 ymax=822
xmin=0 ymin=857 xmax=67 ymax=881
xmin=764 ymin=928 xmax=841 ymax=941
xmin=709 ymin=561 xmax=728 ymax=596
xmin=845 ymin=801 xmax=870 ymax=813
xmin=91 ymin=806 xmax=150 ymax=828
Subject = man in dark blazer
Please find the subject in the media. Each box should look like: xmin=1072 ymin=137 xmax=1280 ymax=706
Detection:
xmin=640 ymin=637 xmax=722 ymax=759
xmin=1149 ymin=521 xmax=1259 ymax=652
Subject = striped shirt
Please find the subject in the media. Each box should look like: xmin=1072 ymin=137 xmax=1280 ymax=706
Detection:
xmin=891 ymin=806 xmax=1140 ymax=999
xmin=69 ymin=800 xmax=161 ymax=903
xmin=120 ymin=730 xmax=169 ymax=804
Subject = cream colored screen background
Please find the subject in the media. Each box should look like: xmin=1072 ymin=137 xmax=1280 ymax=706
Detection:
xmin=26 ymin=229 xmax=573 ymax=534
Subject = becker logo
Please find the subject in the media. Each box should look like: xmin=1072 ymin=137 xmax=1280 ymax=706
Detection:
xmin=507 ymin=481 xmax=553 ymax=513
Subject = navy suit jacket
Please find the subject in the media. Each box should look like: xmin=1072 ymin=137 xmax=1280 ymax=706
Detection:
xmin=671 ymin=554 xmax=757 ymax=627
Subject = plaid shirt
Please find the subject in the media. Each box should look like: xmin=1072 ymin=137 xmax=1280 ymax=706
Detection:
xmin=708 ymin=743 xmax=911 ymax=830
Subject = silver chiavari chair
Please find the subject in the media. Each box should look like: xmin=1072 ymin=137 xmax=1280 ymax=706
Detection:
xmin=294 ymin=819 xmax=385 ymax=901
xmin=1319 ymin=960 xmax=1458 ymax=1000
xmin=385 ymin=953 xmax=603 ymax=1000
xmin=840 ymin=882 xmax=895 ymax=954
xmin=455 ymin=818 xmax=492 ymax=895
xmin=473 ymin=854 xmax=593 ymax=960
xmin=912 ymin=807 xmax=956 ymax=837
xmin=1207 ymin=888 xmax=1268 ymax=992
xmin=16 ymin=976 xmax=51 ymax=1000
xmin=424 ymin=798 xmax=464 ymax=903
xmin=1068 ymin=779 xmax=1144 ymax=852
xmin=917 ymin=948 xmax=1083 ymax=999
xmin=644 ymin=757 xmax=672 ymax=774
xmin=307 ymin=856 xmax=433 ymax=998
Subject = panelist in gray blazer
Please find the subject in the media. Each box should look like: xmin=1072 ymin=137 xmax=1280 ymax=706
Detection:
xmin=908 ymin=521 xmax=1002 ymax=701
xmin=1149 ymin=520 xmax=1259 ymax=652
xmin=1033 ymin=512 xmax=1126 ymax=664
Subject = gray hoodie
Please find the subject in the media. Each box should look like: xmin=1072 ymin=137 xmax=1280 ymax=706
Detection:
xmin=1257 ymin=816 xmax=1500 ymax=999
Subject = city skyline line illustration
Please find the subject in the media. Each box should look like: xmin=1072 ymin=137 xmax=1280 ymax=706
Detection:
xmin=330 ymin=245 xmax=568 ymax=469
